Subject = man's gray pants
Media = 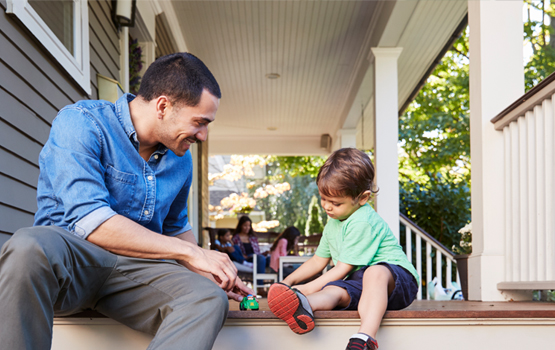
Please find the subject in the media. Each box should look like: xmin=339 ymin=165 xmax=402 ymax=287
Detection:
xmin=0 ymin=226 xmax=229 ymax=350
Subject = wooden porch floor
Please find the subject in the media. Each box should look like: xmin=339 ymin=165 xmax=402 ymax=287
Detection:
xmin=228 ymin=298 xmax=555 ymax=319
xmin=67 ymin=298 xmax=555 ymax=320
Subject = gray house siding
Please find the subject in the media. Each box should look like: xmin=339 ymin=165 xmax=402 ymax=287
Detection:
xmin=0 ymin=0 xmax=120 ymax=244
xmin=89 ymin=0 xmax=120 ymax=98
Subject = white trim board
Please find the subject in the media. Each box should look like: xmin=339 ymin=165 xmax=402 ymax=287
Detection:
xmin=52 ymin=317 xmax=555 ymax=350
xmin=6 ymin=0 xmax=91 ymax=95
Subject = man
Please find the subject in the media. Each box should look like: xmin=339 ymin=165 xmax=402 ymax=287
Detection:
xmin=0 ymin=53 xmax=252 ymax=349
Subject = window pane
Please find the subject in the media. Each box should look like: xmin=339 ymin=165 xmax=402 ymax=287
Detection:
xmin=29 ymin=0 xmax=74 ymax=55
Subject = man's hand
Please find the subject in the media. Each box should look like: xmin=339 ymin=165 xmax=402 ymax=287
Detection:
xmin=226 ymin=278 xmax=255 ymax=302
xmin=181 ymin=246 xmax=239 ymax=291
xmin=173 ymin=231 xmax=239 ymax=291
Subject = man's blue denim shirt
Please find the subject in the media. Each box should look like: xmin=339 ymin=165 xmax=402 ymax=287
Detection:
xmin=35 ymin=94 xmax=193 ymax=239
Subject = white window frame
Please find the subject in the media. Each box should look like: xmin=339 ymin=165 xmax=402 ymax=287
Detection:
xmin=7 ymin=0 xmax=91 ymax=95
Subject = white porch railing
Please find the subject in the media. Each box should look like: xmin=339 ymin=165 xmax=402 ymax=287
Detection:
xmin=399 ymin=214 xmax=459 ymax=300
xmin=491 ymin=74 xmax=555 ymax=290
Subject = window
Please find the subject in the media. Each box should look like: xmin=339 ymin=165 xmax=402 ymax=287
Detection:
xmin=7 ymin=0 xmax=90 ymax=94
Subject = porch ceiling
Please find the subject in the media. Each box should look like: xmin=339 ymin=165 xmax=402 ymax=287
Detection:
xmin=171 ymin=1 xmax=467 ymax=155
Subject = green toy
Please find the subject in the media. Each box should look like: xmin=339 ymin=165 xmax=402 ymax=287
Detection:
xmin=239 ymin=294 xmax=259 ymax=310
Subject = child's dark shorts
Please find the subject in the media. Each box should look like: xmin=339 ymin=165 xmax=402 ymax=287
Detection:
xmin=323 ymin=263 xmax=418 ymax=311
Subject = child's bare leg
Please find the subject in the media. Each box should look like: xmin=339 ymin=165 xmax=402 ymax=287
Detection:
xmin=357 ymin=265 xmax=395 ymax=338
xmin=307 ymin=285 xmax=350 ymax=311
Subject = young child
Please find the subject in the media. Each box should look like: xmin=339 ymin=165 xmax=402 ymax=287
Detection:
xmin=214 ymin=228 xmax=253 ymax=269
xmin=267 ymin=148 xmax=419 ymax=350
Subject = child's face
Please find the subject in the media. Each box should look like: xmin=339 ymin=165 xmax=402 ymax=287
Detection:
xmin=319 ymin=191 xmax=364 ymax=221
xmin=221 ymin=231 xmax=232 ymax=243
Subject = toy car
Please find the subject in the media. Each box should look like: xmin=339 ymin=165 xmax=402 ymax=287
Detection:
xmin=239 ymin=294 xmax=259 ymax=310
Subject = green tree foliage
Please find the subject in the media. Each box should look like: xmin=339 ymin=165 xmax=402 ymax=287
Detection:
xmin=266 ymin=156 xmax=327 ymax=178
xmin=524 ymin=0 xmax=555 ymax=91
xmin=399 ymin=29 xmax=471 ymax=249
xmin=250 ymin=158 xmax=327 ymax=233
xmin=306 ymin=196 xmax=324 ymax=235
xmin=129 ymin=39 xmax=143 ymax=95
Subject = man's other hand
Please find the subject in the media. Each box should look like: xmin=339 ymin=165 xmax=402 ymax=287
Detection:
xmin=189 ymin=248 xmax=238 ymax=291
xmin=226 ymin=278 xmax=254 ymax=301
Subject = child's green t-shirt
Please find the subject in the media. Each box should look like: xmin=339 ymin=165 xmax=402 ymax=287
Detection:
xmin=315 ymin=203 xmax=419 ymax=284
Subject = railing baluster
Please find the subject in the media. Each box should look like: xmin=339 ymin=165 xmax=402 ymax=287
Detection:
xmin=528 ymin=107 xmax=538 ymax=281
xmin=447 ymin=258 xmax=452 ymax=288
xmin=406 ymin=225 xmax=412 ymax=263
xmin=519 ymin=114 xmax=530 ymax=281
xmin=535 ymin=103 xmax=545 ymax=281
xmin=547 ymin=95 xmax=555 ymax=280
xmin=426 ymin=242 xmax=432 ymax=300
xmin=504 ymin=125 xmax=513 ymax=282
xmin=436 ymin=250 xmax=442 ymax=288
xmin=416 ymin=234 xmax=422 ymax=300
xmin=510 ymin=121 xmax=521 ymax=281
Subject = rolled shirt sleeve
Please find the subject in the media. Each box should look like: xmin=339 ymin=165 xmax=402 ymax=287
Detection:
xmin=74 ymin=207 xmax=118 ymax=239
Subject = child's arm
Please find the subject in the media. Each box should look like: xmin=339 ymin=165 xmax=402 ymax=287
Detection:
xmin=278 ymin=239 xmax=288 ymax=257
xmin=293 ymin=261 xmax=354 ymax=296
xmin=220 ymin=243 xmax=235 ymax=253
xmin=282 ymin=255 xmax=330 ymax=287
xmin=214 ymin=241 xmax=231 ymax=253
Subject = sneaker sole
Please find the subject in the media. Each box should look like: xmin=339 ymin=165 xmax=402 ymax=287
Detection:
xmin=268 ymin=283 xmax=314 ymax=334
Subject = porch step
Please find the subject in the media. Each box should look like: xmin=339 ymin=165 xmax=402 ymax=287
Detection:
xmin=53 ymin=300 xmax=555 ymax=350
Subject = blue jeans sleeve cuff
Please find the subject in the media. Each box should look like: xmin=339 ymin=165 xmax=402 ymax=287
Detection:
xmin=72 ymin=207 xmax=118 ymax=239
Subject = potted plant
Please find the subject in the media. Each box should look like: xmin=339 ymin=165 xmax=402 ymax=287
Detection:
xmin=453 ymin=222 xmax=472 ymax=300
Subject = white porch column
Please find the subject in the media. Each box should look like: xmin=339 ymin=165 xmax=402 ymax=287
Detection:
xmin=337 ymin=128 xmax=357 ymax=149
xmin=468 ymin=1 xmax=523 ymax=301
xmin=371 ymin=47 xmax=402 ymax=240
xmin=139 ymin=42 xmax=156 ymax=76
xmin=120 ymin=27 xmax=130 ymax=92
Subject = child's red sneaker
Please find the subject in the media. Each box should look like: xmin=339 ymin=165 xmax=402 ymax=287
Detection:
xmin=345 ymin=334 xmax=379 ymax=350
xmin=267 ymin=282 xmax=314 ymax=334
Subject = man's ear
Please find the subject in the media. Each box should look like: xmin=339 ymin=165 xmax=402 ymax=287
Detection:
xmin=155 ymin=96 xmax=170 ymax=119
xmin=357 ymin=190 xmax=372 ymax=205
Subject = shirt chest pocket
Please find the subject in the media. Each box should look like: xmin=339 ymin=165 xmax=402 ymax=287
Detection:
xmin=105 ymin=165 xmax=137 ymax=216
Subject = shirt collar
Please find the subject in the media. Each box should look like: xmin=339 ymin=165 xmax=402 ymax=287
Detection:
xmin=115 ymin=93 xmax=169 ymax=155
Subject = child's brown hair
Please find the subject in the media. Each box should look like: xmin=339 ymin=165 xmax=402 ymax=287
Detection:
xmin=316 ymin=148 xmax=378 ymax=200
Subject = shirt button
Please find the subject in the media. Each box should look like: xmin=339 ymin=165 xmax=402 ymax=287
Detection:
xmin=154 ymin=155 xmax=159 ymax=160
xmin=148 ymin=176 xmax=153 ymax=181
xmin=144 ymin=210 xmax=149 ymax=215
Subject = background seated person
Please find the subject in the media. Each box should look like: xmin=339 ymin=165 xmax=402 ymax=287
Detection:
xmin=232 ymin=216 xmax=270 ymax=273
xmin=270 ymin=226 xmax=301 ymax=279
xmin=215 ymin=228 xmax=253 ymax=269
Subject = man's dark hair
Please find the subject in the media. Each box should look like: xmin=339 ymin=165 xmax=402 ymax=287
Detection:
xmin=317 ymin=148 xmax=378 ymax=200
xmin=137 ymin=52 xmax=221 ymax=106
